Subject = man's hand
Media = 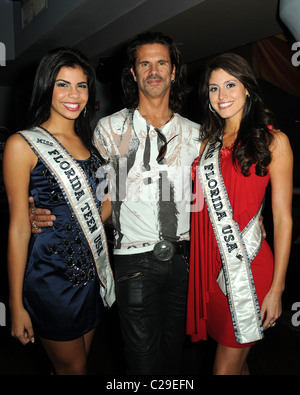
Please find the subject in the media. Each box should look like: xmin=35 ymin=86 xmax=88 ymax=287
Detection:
xmin=29 ymin=196 xmax=56 ymax=234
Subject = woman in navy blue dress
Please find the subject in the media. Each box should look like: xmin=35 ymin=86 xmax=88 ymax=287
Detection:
xmin=3 ymin=48 xmax=114 ymax=374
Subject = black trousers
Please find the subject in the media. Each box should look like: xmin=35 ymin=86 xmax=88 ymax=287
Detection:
xmin=114 ymin=245 xmax=189 ymax=375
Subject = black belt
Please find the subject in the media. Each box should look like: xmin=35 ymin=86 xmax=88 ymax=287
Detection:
xmin=153 ymin=240 xmax=189 ymax=262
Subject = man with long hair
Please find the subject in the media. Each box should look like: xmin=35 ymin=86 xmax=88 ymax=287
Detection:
xmin=93 ymin=32 xmax=201 ymax=374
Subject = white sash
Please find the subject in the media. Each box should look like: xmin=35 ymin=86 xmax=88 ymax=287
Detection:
xmin=21 ymin=127 xmax=115 ymax=308
xmin=198 ymin=140 xmax=264 ymax=344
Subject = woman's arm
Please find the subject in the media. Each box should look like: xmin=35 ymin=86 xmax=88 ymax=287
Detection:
xmin=3 ymin=134 xmax=37 ymax=344
xmin=261 ymin=130 xmax=293 ymax=329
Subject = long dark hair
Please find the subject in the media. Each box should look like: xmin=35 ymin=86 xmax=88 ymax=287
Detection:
xmin=27 ymin=47 xmax=99 ymax=157
xmin=121 ymin=31 xmax=190 ymax=112
xmin=200 ymin=52 xmax=274 ymax=176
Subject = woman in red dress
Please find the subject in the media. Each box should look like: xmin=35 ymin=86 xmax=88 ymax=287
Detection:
xmin=186 ymin=53 xmax=293 ymax=374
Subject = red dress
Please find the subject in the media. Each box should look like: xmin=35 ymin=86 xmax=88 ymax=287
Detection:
xmin=186 ymin=143 xmax=274 ymax=348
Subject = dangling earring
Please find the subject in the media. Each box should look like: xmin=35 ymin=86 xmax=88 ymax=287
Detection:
xmin=209 ymin=103 xmax=215 ymax=113
xmin=83 ymin=107 xmax=87 ymax=117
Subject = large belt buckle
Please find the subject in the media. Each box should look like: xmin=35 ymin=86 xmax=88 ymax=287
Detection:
xmin=153 ymin=240 xmax=175 ymax=262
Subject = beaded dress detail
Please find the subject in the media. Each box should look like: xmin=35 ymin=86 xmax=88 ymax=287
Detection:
xmin=23 ymin=154 xmax=104 ymax=341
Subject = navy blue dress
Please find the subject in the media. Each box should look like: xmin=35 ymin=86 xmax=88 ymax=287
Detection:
xmin=23 ymin=153 xmax=104 ymax=341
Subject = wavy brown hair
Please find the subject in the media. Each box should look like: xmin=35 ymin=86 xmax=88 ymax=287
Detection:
xmin=121 ymin=31 xmax=190 ymax=113
xmin=200 ymin=53 xmax=274 ymax=176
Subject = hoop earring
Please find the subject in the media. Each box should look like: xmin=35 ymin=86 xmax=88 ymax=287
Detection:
xmin=209 ymin=103 xmax=215 ymax=113
xmin=83 ymin=107 xmax=87 ymax=117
